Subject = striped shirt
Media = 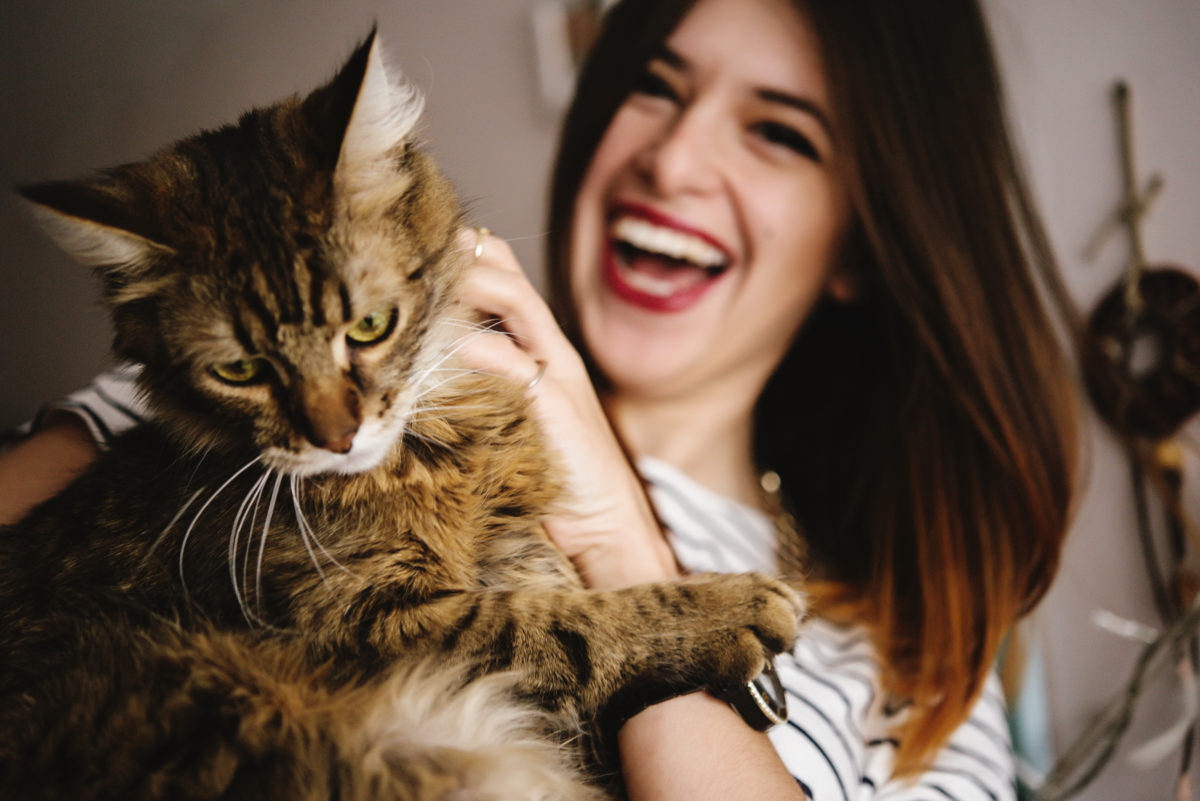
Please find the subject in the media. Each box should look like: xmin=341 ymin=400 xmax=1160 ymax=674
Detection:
xmin=642 ymin=457 xmax=1017 ymax=801
xmin=33 ymin=368 xmax=1016 ymax=801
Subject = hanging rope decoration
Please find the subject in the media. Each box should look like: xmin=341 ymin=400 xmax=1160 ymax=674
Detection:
xmin=1081 ymin=82 xmax=1200 ymax=440
xmin=1037 ymin=80 xmax=1200 ymax=801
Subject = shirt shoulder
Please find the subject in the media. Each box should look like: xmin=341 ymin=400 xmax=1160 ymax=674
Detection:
xmin=33 ymin=364 xmax=146 ymax=447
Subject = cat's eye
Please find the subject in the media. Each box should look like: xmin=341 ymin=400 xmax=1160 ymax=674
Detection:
xmin=210 ymin=359 xmax=265 ymax=385
xmin=346 ymin=309 xmax=396 ymax=347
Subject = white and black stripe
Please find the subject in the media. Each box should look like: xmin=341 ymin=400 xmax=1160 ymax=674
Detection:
xmin=7 ymin=364 xmax=146 ymax=449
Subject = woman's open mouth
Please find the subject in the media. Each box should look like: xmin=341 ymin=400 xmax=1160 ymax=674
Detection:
xmin=603 ymin=207 xmax=732 ymax=312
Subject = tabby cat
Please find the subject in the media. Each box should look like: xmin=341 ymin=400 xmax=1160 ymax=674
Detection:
xmin=0 ymin=33 xmax=801 ymax=800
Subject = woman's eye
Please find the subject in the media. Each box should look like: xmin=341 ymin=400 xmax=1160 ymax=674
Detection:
xmin=210 ymin=359 xmax=265 ymax=385
xmin=631 ymin=69 xmax=679 ymax=102
xmin=346 ymin=309 xmax=396 ymax=346
xmin=754 ymin=121 xmax=820 ymax=162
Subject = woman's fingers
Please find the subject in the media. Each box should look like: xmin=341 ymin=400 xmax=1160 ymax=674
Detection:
xmin=462 ymin=235 xmax=559 ymax=337
xmin=450 ymin=226 xmax=679 ymax=589
xmin=453 ymin=226 xmax=583 ymax=383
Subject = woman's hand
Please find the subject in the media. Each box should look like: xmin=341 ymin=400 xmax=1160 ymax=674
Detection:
xmin=452 ymin=228 xmax=679 ymax=589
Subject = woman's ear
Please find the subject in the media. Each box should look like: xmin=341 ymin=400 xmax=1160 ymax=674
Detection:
xmin=827 ymin=223 xmax=865 ymax=303
xmin=826 ymin=269 xmax=860 ymax=303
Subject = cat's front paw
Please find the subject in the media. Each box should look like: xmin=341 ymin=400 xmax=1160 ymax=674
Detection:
xmin=669 ymin=572 xmax=805 ymax=688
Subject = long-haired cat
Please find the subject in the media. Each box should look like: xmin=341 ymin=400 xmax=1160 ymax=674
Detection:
xmin=0 ymin=32 xmax=801 ymax=800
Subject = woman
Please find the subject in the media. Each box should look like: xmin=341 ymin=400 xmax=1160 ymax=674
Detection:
xmin=0 ymin=0 xmax=1076 ymax=797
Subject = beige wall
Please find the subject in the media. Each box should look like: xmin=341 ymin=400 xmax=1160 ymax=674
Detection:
xmin=989 ymin=1 xmax=1200 ymax=797
xmin=0 ymin=0 xmax=562 ymax=428
xmin=1 ymin=2 xmax=1198 ymax=798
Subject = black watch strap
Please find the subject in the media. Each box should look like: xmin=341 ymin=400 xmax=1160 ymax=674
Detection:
xmin=718 ymin=658 xmax=788 ymax=731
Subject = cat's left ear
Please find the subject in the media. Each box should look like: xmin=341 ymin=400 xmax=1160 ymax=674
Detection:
xmin=20 ymin=178 xmax=175 ymax=300
xmin=306 ymin=29 xmax=424 ymax=182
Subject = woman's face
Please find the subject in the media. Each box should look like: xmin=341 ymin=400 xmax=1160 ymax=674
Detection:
xmin=570 ymin=0 xmax=852 ymax=402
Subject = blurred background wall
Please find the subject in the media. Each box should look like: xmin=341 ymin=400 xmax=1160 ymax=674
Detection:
xmin=0 ymin=2 xmax=1197 ymax=798
xmin=0 ymin=0 xmax=563 ymax=429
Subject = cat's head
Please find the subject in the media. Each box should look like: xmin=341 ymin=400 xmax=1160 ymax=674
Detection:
xmin=22 ymin=32 xmax=468 ymax=476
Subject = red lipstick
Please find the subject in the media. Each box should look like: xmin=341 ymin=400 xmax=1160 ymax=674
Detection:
xmin=603 ymin=203 xmax=732 ymax=313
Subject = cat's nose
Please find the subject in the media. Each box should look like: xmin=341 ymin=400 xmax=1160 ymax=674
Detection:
xmin=298 ymin=381 xmax=361 ymax=454
xmin=304 ymin=417 xmax=355 ymax=453
xmin=315 ymin=427 xmax=357 ymax=454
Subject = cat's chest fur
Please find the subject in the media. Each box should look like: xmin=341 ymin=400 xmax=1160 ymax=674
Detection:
xmin=5 ymin=375 xmax=573 ymax=654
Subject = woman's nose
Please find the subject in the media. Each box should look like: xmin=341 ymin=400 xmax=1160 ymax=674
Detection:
xmin=635 ymin=106 xmax=725 ymax=197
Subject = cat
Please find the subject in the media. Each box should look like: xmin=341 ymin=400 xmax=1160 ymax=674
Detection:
xmin=0 ymin=31 xmax=802 ymax=801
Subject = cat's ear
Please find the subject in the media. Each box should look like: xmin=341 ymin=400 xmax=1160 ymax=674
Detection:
xmin=21 ymin=177 xmax=175 ymax=300
xmin=306 ymin=29 xmax=424 ymax=187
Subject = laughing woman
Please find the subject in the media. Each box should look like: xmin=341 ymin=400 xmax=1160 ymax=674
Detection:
xmin=1 ymin=0 xmax=1076 ymax=798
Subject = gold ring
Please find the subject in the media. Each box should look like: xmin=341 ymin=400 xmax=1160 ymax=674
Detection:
xmin=474 ymin=227 xmax=491 ymax=260
xmin=526 ymin=359 xmax=548 ymax=391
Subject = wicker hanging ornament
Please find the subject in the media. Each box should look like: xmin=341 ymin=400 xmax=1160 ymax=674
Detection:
xmin=1084 ymin=267 xmax=1200 ymax=439
xmin=1080 ymin=82 xmax=1200 ymax=439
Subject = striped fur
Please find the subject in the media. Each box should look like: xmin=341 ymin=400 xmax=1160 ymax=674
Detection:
xmin=2 ymin=32 xmax=803 ymax=799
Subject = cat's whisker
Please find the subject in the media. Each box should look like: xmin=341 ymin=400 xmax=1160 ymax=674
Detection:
xmin=439 ymin=318 xmax=506 ymax=347
xmin=410 ymin=372 xmax=479 ymax=406
xmin=290 ymin=475 xmax=356 ymax=580
xmin=423 ymin=366 xmax=492 ymax=377
xmin=498 ymin=230 xmax=550 ymax=245
xmin=410 ymin=318 xmax=518 ymax=394
xmin=138 ymin=487 xmax=207 ymax=575
xmin=411 ymin=335 xmax=483 ymax=387
xmin=409 ymin=401 xmax=495 ymax=415
xmin=231 ymin=472 xmax=266 ymax=565
xmin=230 ymin=474 xmax=257 ymax=604
xmin=441 ymin=318 xmax=499 ymax=332
xmin=178 ymin=456 xmax=263 ymax=606
xmin=239 ymin=473 xmax=271 ymax=623
xmin=409 ymin=362 xmax=517 ymax=414
xmin=411 ymin=367 xmax=496 ymax=399
xmin=421 ymin=365 xmax=502 ymax=381
xmin=253 ymin=471 xmax=286 ymax=624
xmin=411 ymin=319 xmax=512 ymax=390
xmin=407 ymin=403 xmax=499 ymax=422
xmin=449 ymin=230 xmax=546 ymax=262
xmin=290 ymin=474 xmax=330 ymax=585
xmin=231 ymin=471 xmax=271 ymax=625
xmin=411 ymin=371 xmax=511 ymax=405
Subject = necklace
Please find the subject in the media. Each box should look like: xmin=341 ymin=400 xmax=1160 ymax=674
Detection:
xmin=759 ymin=469 xmax=808 ymax=579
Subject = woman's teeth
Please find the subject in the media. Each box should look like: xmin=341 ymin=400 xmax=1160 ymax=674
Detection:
xmin=616 ymin=259 xmax=680 ymax=298
xmin=610 ymin=217 xmax=728 ymax=269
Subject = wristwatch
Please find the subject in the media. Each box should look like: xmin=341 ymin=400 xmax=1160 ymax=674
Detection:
xmin=718 ymin=658 xmax=788 ymax=731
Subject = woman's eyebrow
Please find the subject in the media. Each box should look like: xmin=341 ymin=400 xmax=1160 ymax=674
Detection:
xmin=756 ymin=88 xmax=833 ymax=138
xmin=652 ymin=45 xmax=686 ymax=69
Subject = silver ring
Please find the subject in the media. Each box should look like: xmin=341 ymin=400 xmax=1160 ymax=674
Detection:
xmin=526 ymin=359 xmax=548 ymax=390
xmin=474 ymin=226 xmax=491 ymax=260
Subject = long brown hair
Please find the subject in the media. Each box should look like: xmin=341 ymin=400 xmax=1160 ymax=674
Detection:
xmin=546 ymin=0 xmax=1077 ymax=773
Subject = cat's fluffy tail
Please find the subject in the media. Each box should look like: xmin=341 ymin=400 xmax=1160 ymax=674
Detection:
xmin=345 ymin=661 xmax=603 ymax=801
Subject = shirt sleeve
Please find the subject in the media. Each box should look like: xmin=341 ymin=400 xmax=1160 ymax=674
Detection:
xmin=30 ymin=364 xmax=147 ymax=448
xmin=869 ymin=672 xmax=1016 ymax=801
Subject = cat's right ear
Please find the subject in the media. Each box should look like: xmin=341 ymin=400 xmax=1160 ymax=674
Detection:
xmin=20 ymin=179 xmax=173 ymax=299
xmin=304 ymin=29 xmax=424 ymax=177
